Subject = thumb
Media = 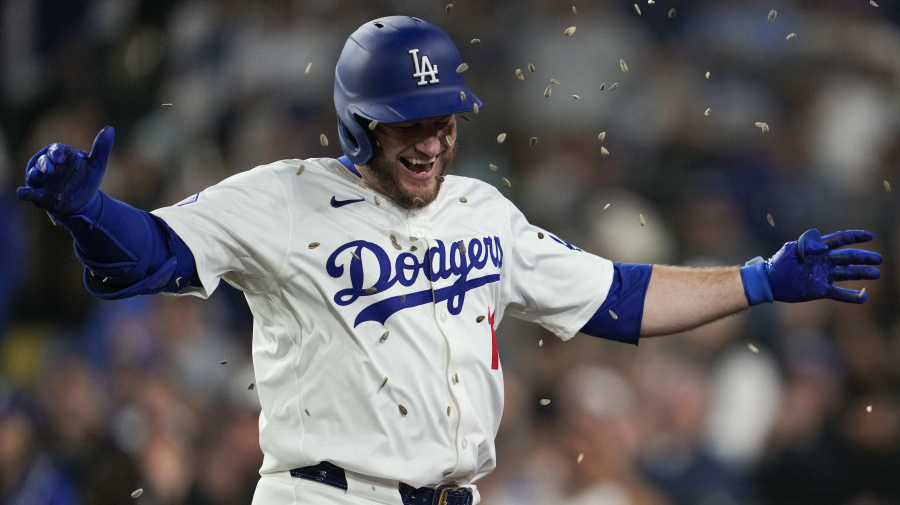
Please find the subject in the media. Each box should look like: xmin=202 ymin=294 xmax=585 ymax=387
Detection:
xmin=797 ymin=228 xmax=827 ymax=260
xmin=87 ymin=126 xmax=115 ymax=167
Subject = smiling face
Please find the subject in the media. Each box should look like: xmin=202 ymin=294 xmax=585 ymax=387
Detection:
xmin=358 ymin=114 xmax=457 ymax=209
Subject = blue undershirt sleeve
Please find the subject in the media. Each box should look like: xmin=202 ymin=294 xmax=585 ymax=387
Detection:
xmin=53 ymin=191 xmax=199 ymax=299
xmin=579 ymin=263 xmax=652 ymax=345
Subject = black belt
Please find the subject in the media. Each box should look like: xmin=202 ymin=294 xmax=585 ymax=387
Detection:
xmin=289 ymin=462 xmax=473 ymax=505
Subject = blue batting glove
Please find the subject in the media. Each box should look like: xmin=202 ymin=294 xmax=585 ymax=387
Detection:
xmin=741 ymin=228 xmax=882 ymax=305
xmin=17 ymin=127 xmax=115 ymax=217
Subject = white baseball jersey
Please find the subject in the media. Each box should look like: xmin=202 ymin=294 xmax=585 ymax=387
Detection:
xmin=151 ymin=157 xmax=615 ymax=489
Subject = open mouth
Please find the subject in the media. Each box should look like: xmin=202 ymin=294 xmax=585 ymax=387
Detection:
xmin=400 ymin=156 xmax=436 ymax=175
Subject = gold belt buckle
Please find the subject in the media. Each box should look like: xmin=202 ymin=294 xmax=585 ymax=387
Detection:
xmin=436 ymin=485 xmax=466 ymax=505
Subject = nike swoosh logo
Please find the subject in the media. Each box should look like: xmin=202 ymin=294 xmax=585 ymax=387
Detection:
xmin=330 ymin=196 xmax=365 ymax=208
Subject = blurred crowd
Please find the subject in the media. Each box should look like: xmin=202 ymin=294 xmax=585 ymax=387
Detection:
xmin=1 ymin=0 xmax=899 ymax=504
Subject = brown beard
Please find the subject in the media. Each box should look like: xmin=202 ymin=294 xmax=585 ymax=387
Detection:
xmin=364 ymin=142 xmax=457 ymax=210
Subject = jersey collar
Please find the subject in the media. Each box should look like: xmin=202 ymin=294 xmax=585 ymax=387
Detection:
xmin=336 ymin=155 xmax=362 ymax=178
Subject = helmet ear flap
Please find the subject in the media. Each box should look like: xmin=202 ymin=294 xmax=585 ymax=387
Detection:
xmin=337 ymin=113 xmax=374 ymax=166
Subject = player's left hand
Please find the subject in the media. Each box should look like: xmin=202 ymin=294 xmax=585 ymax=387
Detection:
xmin=743 ymin=228 xmax=882 ymax=305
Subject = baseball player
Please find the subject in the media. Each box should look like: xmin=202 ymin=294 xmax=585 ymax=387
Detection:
xmin=17 ymin=16 xmax=881 ymax=505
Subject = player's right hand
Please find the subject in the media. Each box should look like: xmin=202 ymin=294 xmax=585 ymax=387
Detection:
xmin=17 ymin=126 xmax=115 ymax=217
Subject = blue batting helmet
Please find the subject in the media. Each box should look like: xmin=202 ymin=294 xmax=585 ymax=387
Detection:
xmin=334 ymin=16 xmax=483 ymax=166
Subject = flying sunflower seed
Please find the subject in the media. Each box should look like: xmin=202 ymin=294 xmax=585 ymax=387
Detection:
xmin=460 ymin=91 xmax=467 ymax=102
xmin=867 ymin=405 xmax=873 ymax=412
xmin=604 ymin=203 xmax=611 ymax=210
xmin=528 ymin=63 xmax=536 ymax=73
xmin=399 ymin=404 xmax=408 ymax=416
xmin=381 ymin=377 xmax=388 ymax=388
xmin=860 ymin=287 xmax=867 ymax=297
xmin=374 ymin=195 xmax=381 ymax=205
xmin=634 ymin=3 xmax=641 ymax=15
xmin=459 ymin=240 xmax=467 ymax=255
xmin=648 ymin=0 xmax=655 ymax=3
xmin=305 ymin=409 xmax=311 ymax=416
xmin=577 ymin=453 xmax=584 ymax=463
xmin=457 ymin=63 xmax=469 ymax=73
xmin=414 ymin=197 xmax=425 ymax=207
xmin=572 ymin=94 xmax=580 ymax=100
xmin=551 ymin=78 xmax=561 ymax=84
xmin=460 ymin=197 xmax=468 ymax=203
xmin=704 ymin=108 xmax=711 ymax=116
xmin=471 ymin=38 xmax=481 ymax=44
xmin=368 ymin=120 xmax=378 ymax=131
xmin=756 ymin=122 xmax=769 ymax=133
xmin=598 ymin=131 xmax=606 ymax=142
xmin=538 ymin=232 xmax=545 ymax=239
xmin=502 ymin=177 xmax=511 ymax=188
xmin=767 ymin=213 xmax=775 ymax=227
xmin=668 ymin=8 xmax=676 ymax=18
xmin=516 ymin=68 xmax=524 ymax=80
xmin=489 ymin=163 xmax=498 ymax=171
xmin=573 ymin=5 xmax=577 ymax=14
xmin=544 ymin=85 xmax=552 ymax=98
xmin=497 ymin=133 xmax=507 ymax=143
xmin=380 ymin=331 xmax=390 ymax=342
xmin=601 ymin=146 xmax=610 ymax=156
xmin=540 ymin=399 xmax=551 ymax=405
xmin=435 ymin=175 xmax=445 ymax=182
xmin=748 ymin=343 xmax=759 ymax=353
xmin=296 ymin=164 xmax=305 ymax=175
xmin=768 ymin=10 xmax=777 ymax=22
xmin=600 ymin=83 xmax=606 ymax=90
xmin=705 ymin=71 xmax=710 ymax=79
xmin=446 ymin=3 xmax=453 ymax=13
xmin=639 ymin=214 xmax=645 ymax=226
xmin=460 ymin=114 xmax=470 ymax=121
xmin=609 ymin=309 xmax=618 ymax=319
xmin=392 ymin=242 xmax=402 ymax=250
xmin=786 ymin=32 xmax=796 ymax=40
xmin=248 ymin=383 xmax=255 ymax=390
xmin=131 ymin=489 xmax=144 ymax=499
xmin=620 ymin=59 xmax=628 ymax=72
xmin=446 ymin=135 xmax=454 ymax=148
xmin=220 ymin=360 xmax=228 ymax=365
xmin=884 ymin=180 xmax=891 ymax=192
xmin=473 ymin=103 xmax=480 ymax=113
xmin=366 ymin=287 xmax=378 ymax=294
xmin=309 ymin=242 xmax=320 ymax=249
xmin=609 ymin=82 xmax=618 ymax=90
xmin=870 ymin=0 xmax=878 ymax=6
xmin=305 ymin=62 xmax=312 ymax=74
xmin=565 ymin=26 xmax=577 ymax=36
xmin=477 ymin=315 xmax=486 ymax=323
xmin=539 ymin=339 xmax=544 ymax=346
xmin=530 ymin=137 xmax=538 ymax=146
xmin=320 ymin=134 xmax=329 ymax=147
xmin=161 ymin=103 xmax=174 ymax=107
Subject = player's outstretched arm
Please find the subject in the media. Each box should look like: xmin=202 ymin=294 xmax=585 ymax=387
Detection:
xmin=639 ymin=229 xmax=882 ymax=337
xmin=17 ymin=127 xmax=199 ymax=298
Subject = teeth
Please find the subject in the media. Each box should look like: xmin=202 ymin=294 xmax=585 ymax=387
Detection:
xmin=403 ymin=156 xmax=437 ymax=165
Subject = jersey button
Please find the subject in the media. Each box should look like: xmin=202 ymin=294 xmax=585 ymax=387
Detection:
xmin=461 ymin=439 xmax=468 ymax=449
xmin=415 ymin=229 xmax=426 ymax=237
xmin=440 ymin=312 xmax=447 ymax=322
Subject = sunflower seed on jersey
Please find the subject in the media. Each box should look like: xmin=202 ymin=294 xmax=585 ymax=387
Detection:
xmin=446 ymin=3 xmax=453 ymax=13
xmin=634 ymin=3 xmax=641 ymax=15
xmin=459 ymin=197 xmax=468 ymax=204
xmin=447 ymin=406 xmax=451 ymax=416
xmin=704 ymin=108 xmax=711 ymax=116
xmin=884 ymin=180 xmax=891 ymax=192
xmin=392 ymin=242 xmax=402 ymax=250
xmin=748 ymin=343 xmax=759 ymax=353
xmin=609 ymin=82 xmax=618 ymax=90
xmin=609 ymin=309 xmax=618 ymax=319
xmin=454 ymin=373 xmax=460 ymax=383
xmin=544 ymin=85 xmax=552 ymax=98
xmin=296 ymin=165 xmax=305 ymax=175
xmin=528 ymin=63 xmax=536 ymax=73
xmin=620 ymin=59 xmax=628 ymax=72
xmin=460 ymin=91 xmax=467 ymax=102
xmin=767 ymin=213 xmax=775 ymax=227
xmin=309 ymin=242 xmax=320 ymax=249
xmin=601 ymin=146 xmax=610 ymax=156
xmin=565 ymin=26 xmax=577 ymax=36
xmin=530 ymin=137 xmax=538 ymax=146
xmin=572 ymin=94 xmax=580 ymax=100
xmin=220 ymin=360 xmax=228 ymax=365
xmin=471 ymin=38 xmax=481 ymax=44
xmin=401 ymin=293 xmax=406 ymax=302
xmin=305 ymin=409 xmax=311 ymax=416
xmin=668 ymin=8 xmax=676 ymax=18
xmin=577 ymin=453 xmax=584 ymax=463
xmin=161 ymin=103 xmax=174 ymax=107
xmin=639 ymin=214 xmax=645 ymax=226
xmin=380 ymin=331 xmax=390 ymax=342
xmin=410 ymin=246 xmax=417 ymax=252
xmin=538 ymin=232 xmax=544 ymax=239
xmin=539 ymin=339 xmax=543 ymax=346
xmin=305 ymin=62 xmax=312 ymax=74
xmin=446 ymin=135 xmax=454 ymax=148
xmin=399 ymin=404 xmax=408 ymax=416
xmin=473 ymin=103 xmax=480 ymax=113
xmin=767 ymin=10 xmax=777 ymax=22
xmin=366 ymin=287 xmax=378 ymax=294
xmin=516 ymin=68 xmax=524 ymax=80
xmin=320 ymin=134 xmax=329 ymax=147
xmin=540 ymin=399 xmax=551 ymax=405
xmin=248 ymin=383 xmax=255 ymax=390
xmin=380 ymin=377 xmax=388 ymax=389
xmin=368 ymin=120 xmax=379 ymax=131
xmin=604 ymin=203 xmax=610 ymax=210
xmin=457 ymin=63 xmax=469 ymax=73
xmin=374 ymin=195 xmax=381 ymax=205
xmin=786 ymin=32 xmax=796 ymax=40
xmin=489 ymin=163 xmax=498 ymax=171
xmin=351 ymin=251 xmax=360 ymax=260
xmin=598 ymin=131 xmax=606 ymax=142
xmin=502 ymin=177 xmax=511 ymax=188
xmin=476 ymin=315 xmax=486 ymax=323
xmin=497 ymin=133 xmax=507 ymax=143
xmin=459 ymin=240 xmax=467 ymax=255
xmin=414 ymin=197 xmax=425 ymax=207
xmin=131 ymin=488 xmax=144 ymax=499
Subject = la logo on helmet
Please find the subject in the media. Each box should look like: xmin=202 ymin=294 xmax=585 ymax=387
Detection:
xmin=408 ymin=49 xmax=439 ymax=86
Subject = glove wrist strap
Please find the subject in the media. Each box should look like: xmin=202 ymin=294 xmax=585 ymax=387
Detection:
xmin=741 ymin=260 xmax=774 ymax=306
